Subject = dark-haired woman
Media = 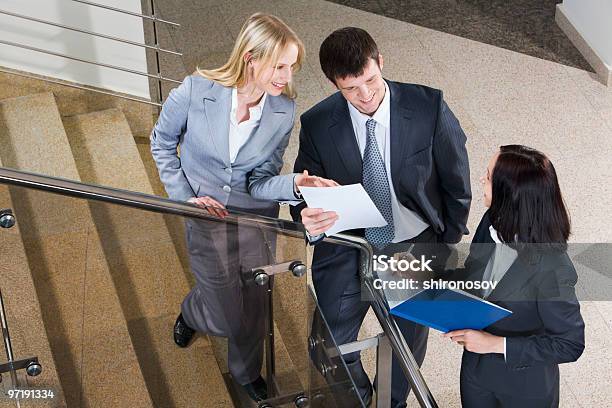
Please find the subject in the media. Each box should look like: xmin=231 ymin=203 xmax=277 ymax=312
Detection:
xmin=443 ymin=145 xmax=585 ymax=407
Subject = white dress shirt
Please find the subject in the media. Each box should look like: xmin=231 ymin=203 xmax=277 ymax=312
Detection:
xmin=347 ymin=80 xmax=429 ymax=242
xmin=484 ymin=225 xmax=518 ymax=361
xmin=482 ymin=225 xmax=518 ymax=298
xmin=229 ymin=88 xmax=267 ymax=164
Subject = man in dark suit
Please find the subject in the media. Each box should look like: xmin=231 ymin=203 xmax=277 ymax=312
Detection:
xmin=290 ymin=28 xmax=471 ymax=407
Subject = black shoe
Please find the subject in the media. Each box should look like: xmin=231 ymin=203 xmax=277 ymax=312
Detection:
xmin=390 ymin=399 xmax=408 ymax=408
xmin=173 ymin=313 xmax=195 ymax=348
xmin=242 ymin=376 xmax=268 ymax=402
xmin=345 ymin=359 xmax=373 ymax=407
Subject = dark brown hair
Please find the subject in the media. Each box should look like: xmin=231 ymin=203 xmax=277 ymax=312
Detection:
xmin=489 ymin=145 xmax=571 ymax=245
xmin=319 ymin=27 xmax=380 ymax=84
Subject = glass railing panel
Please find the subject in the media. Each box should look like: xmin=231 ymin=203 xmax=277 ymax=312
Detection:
xmin=307 ymin=285 xmax=365 ymax=408
xmin=3 ymin=168 xmax=526 ymax=407
xmin=267 ymin=232 xmax=310 ymax=396
xmin=0 ymin=178 xmax=314 ymax=407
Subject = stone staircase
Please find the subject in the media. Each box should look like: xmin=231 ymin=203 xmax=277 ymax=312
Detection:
xmin=62 ymin=107 xmax=231 ymax=407
xmin=0 ymin=180 xmax=66 ymax=408
xmin=0 ymin=91 xmax=232 ymax=407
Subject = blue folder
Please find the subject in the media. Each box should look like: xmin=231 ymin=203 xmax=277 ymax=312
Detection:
xmin=389 ymin=288 xmax=512 ymax=333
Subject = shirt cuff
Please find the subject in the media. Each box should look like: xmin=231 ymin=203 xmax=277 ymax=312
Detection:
xmin=293 ymin=174 xmax=302 ymax=199
xmin=306 ymin=230 xmax=325 ymax=245
xmin=277 ymin=174 xmax=303 ymax=205
xmin=279 ymin=200 xmax=304 ymax=206
xmin=503 ymin=337 xmax=506 ymax=362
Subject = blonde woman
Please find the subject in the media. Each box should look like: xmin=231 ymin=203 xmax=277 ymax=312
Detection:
xmin=151 ymin=13 xmax=331 ymax=401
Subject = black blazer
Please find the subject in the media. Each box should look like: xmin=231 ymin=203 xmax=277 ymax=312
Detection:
xmin=456 ymin=212 xmax=585 ymax=399
xmin=290 ymin=81 xmax=471 ymax=305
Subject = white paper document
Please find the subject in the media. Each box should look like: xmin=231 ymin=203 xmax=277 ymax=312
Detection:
xmin=298 ymin=184 xmax=387 ymax=236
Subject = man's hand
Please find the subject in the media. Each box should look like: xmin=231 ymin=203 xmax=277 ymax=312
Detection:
xmin=301 ymin=207 xmax=338 ymax=236
xmin=443 ymin=329 xmax=504 ymax=354
xmin=295 ymin=170 xmax=339 ymax=191
xmin=188 ymin=196 xmax=229 ymax=218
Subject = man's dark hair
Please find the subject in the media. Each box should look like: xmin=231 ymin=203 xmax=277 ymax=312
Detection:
xmin=490 ymin=145 xmax=571 ymax=246
xmin=319 ymin=27 xmax=380 ymax=84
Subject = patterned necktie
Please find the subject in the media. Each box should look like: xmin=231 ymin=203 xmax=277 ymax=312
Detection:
xmin=363 ymin=118 xmax=394 ymax=248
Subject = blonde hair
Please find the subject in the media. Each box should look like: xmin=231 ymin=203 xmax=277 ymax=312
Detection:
xmin=197 ymin=13 xmax=305 ymax=99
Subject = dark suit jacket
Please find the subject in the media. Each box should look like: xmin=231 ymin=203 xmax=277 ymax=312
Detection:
xmin=456 ymin=212 xmax=585 ymax=399
xmin=290 ymin=80 xmax=471 ymax=307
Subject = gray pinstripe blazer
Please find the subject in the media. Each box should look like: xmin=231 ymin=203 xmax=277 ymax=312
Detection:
xmin=151 ymin=75 xmax=298 ymax=214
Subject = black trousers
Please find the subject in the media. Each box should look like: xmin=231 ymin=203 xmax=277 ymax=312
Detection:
xmin=460 ymin=360 xmax=560 ymax=408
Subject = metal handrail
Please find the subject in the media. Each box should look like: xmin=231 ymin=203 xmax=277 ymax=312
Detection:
xmin=0 ymin=39 xmax=182 ymax=84
xmin=71 ymin=0 xmax=180 ymax=27
xmin=0 ymin=66 xmax=161 ymax=107
xmin=0 ymin=166 xmax=437 ymax=407
xmin=0 ymin=2 xmax=182 ymax=105
xmin=0 ymin=9 xmax=182 ymax=56
xmin=0 ymin=167 xmax=304 ymax=237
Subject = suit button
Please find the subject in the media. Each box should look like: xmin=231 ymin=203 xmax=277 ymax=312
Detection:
xmin=225 ymin=167 xmax=232 ymax=174
xmin=223 ymin=185 xmax=231 ymax=193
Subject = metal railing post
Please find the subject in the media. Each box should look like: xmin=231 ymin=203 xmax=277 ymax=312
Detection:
xmin=148 ymin=0 xmax=164 ymax=110
xmin=0 ymin=288 xmax=19 ymax=388
xmin=376 ymin=334 xmax=393 ymax=407
xmin=0 ymin=209 xmax=42 ymax=390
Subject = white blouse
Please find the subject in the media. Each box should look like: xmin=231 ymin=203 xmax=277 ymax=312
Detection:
xmin=228 ymin=88 xmax=267 ymax=164
xmin=482 ymin=225 xmax=518 ymax=298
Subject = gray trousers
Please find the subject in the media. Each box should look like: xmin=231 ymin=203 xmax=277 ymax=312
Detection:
xmin=181 ymin=218 xmax=273 ymax=385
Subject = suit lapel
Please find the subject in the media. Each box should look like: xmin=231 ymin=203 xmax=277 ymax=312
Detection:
xmin=487 ymin=253 xmax=539 ymax=302
xmin=471 ymin=221 xmax=540 ymax=302
xmin=388 ymin=81 xmax=414 ymax=195
xmin=235 ymin=94 xmax=287 ymax=164
xmin=202 ymin=83 xmax=231 ymax=166
xmin=329 ymin=97 xmax=363 ymax=183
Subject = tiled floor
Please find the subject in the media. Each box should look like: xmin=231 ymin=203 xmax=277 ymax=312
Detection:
xmin=149 ymin=1 xmax=612 ymax=406
xmin=327 ymin=0 xmax=592 ymax=72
